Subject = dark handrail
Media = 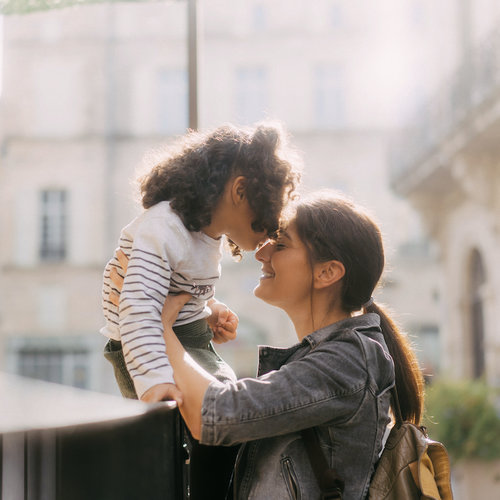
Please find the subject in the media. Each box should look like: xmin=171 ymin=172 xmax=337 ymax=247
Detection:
xmin=0 ymin=373 xmax=185 ymax=500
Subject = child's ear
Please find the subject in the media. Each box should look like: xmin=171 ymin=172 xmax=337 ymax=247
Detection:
xmin=313 ymin=260 xmax=345 ymax=289
xmin=231 ymin=176 xmax=247 ymax=204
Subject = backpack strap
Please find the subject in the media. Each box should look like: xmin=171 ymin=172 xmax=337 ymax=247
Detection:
xmin=301 ymin=427 xmax=344 ymax=500
xmin=390 ymin=384 xmax=404 ymax=428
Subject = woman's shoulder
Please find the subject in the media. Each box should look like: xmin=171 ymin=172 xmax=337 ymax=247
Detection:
xmin=308 ymin=314 xmax=394 ymax=389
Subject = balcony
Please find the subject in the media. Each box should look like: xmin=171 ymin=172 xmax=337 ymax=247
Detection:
xmin=390 ymin=23 xmax=500 ymax=197
xmin=0 ymin=373 xmax=185 ymax=499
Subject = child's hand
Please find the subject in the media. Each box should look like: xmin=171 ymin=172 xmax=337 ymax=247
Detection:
xmin=207 ymin=300 xmax=239 ymax=344
xmin=141 ymin=382 xmax=183 ymax=406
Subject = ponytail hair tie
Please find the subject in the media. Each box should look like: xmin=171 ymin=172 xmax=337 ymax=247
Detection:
xmin=362 ymin=297 xmax=374 ymax=309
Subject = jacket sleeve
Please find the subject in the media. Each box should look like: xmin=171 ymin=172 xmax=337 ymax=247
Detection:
xmin=200 ymin=336 xmax=374 ymax=446
xmin=119 ymin=216 xmax=183 ymax=398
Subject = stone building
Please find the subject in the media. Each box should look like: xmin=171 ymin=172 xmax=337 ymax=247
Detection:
xmin=390 ymin=0 xmax=500 ymax=385
xmin=0 ymin=0 xmax=451 ymax=391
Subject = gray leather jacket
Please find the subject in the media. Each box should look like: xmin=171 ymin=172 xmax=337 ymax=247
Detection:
xmin=200 ymin=314 xmax=394 ymax=500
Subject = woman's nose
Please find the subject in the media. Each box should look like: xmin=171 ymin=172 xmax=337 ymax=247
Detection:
xmin=255 ymin=240 xmax=273 ymax=262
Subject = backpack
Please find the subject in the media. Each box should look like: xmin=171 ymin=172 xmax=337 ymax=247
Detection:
xmin=368 ymin=419 xmax=453 ymax=499
xmin=301 ymin=386 xmax=454 ymax=500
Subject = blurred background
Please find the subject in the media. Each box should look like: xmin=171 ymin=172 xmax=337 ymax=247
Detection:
xmin=0 ymin=0 xmax=499 ymax=495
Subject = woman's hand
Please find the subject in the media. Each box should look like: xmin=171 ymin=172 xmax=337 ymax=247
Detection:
xmin=141 ymin=383 xmax=183 ymax=405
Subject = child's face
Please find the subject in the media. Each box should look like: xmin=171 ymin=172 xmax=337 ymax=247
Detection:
xmin=225 ymin=198 xmax=268 ymax=251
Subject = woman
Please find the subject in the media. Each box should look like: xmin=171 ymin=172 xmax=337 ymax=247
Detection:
xmin=115 ymin=190 xmax=424 ymax=499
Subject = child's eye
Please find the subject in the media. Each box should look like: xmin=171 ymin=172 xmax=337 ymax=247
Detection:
xmin=275 ymin=242 xmax=286 ymax=250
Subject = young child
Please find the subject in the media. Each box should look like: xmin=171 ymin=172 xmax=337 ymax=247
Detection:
xmin=100 ymin=122 xmax=300 ymax=404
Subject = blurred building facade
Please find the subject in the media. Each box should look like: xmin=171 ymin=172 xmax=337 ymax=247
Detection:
xmin=0 ymin=0 xmax=455 ymax=391
xmin=391 ymin=0 xmax=500 ymax=385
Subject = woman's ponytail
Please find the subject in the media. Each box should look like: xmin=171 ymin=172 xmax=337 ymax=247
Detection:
xmin=366 ymin=301 xmax=424 ymax=425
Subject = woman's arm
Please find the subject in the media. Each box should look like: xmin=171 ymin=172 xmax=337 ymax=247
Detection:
xmin=161 ymin=293 xmax=218 ymax=439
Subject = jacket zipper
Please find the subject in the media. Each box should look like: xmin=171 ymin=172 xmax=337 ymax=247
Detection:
xmin=282 ymin=457 xmax=300 ymax=500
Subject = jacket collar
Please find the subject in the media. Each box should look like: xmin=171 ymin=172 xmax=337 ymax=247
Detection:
xmin=257 ymin=313 xmax=382 ymax=376
xmin=304 ymin=313 xmax=381 ymax=348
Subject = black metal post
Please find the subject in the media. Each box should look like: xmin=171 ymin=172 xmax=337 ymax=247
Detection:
xmin=188 ymin=0 xmax=199 ymax=130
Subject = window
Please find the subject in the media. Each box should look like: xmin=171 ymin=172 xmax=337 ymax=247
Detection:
xmin=17 ymin=348 xmax=89 ymax=389
xmin=415 ymin=324 xmax=440 ymax=380
xmin=235 ymin=67 xmax=268 ymax=124
xmin=329 ymin=1 xmax=344 ymax=29
xmin=251 ymin=4 xmax=267 ymax=31
xmin=315 ymin=64 xmax=345 ymax=128
xmin=39 ymin=189 xmax=67 ymax=262
xmin=157 ymin=68 xmax=188 ymax=135
xmin=410 ymin=0 xmax=425 ymax=28
xmin=7 ymin=336 xmax=106 ymax=392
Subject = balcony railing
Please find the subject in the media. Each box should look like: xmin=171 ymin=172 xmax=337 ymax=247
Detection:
xmin=0 ymin=372 xmax=186 ymax=500
xmin=390 ymin=23 xmax=500 ymax=186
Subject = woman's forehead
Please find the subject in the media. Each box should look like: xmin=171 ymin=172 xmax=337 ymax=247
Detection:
xmin=278 ymin=218 xmax=297 ymax=238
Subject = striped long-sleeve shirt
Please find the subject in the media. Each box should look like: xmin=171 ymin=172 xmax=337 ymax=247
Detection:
xmin=100 ymin=201 xmax=222 ymax=398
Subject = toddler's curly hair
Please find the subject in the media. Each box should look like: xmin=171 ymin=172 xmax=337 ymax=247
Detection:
xmin=139 ymin=122 xmax=301 ymax=256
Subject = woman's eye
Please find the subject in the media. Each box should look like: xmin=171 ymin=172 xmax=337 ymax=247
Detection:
xmin=275 ymin=242 xmax=286 ymax=250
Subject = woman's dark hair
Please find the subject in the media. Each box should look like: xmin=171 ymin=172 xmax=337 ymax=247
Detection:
xmin=139 ymin=122 xmax=300 ymax=256
xmin=293 ymin=191 xmax=424 ymax=425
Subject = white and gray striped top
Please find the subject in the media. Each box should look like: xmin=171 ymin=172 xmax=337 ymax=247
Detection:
xmin=100 ymin=201 xmax=222 ymax=397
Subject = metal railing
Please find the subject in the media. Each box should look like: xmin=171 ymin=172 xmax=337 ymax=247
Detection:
xmin=390 ymin=23 xmax=500 ymax=184
xmin=0 ymin=373 xmax=186 ymax=500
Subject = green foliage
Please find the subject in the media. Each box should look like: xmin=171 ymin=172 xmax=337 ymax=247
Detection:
xmin=0 ymin=0 xmax=151 ymax=17
xmin=424 ymin=379 xmax=500 ymax=462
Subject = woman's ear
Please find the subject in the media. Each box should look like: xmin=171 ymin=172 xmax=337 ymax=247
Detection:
xmin=230 ymin=176 xmax=247 ymax=204
xmin=313 ymin=260 xmax=345 ymax=289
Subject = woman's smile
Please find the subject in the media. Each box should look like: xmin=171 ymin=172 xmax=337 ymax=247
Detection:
xmin=259 ymin=270 xmax=275 ymax=280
